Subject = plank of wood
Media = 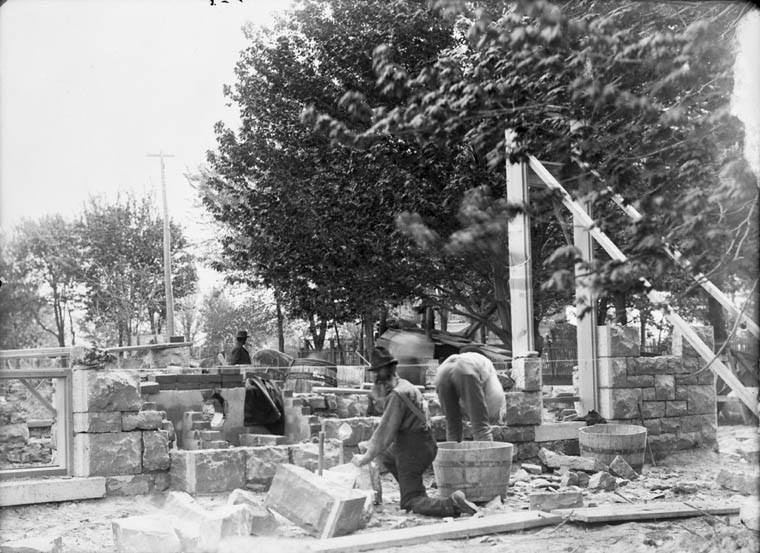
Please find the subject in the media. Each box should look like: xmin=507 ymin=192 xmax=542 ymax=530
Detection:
xmin=553 ymin=502 xmax=740 ymax=523
xmin=311 ymin=511 xmax=561 ymax=553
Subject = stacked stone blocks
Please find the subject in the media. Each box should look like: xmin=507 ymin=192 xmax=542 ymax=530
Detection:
xmin=596 ymin=324 xmax=717 ymax=458
xmin=71 ymin=364 xmax=175 ymax=495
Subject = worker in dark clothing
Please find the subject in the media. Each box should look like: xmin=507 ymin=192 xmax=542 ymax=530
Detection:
xmin=228 ymin=330 xmax=251 ymax=365
xmin=352 ymin=346 xmax=478 ymax=518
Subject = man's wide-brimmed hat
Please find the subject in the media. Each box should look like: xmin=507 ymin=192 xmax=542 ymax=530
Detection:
xmin=236 ymin=330 xmax=248 ymax=339
xmin=369 ymin=346 xmax=397 ymax=371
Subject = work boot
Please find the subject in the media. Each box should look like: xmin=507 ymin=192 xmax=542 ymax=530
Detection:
xmin=450 ymin=490 xmax=479 ymax=516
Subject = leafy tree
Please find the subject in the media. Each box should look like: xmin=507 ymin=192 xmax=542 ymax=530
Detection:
xmin=199 ymin=285 xmax=280 ymax=354
xmin=4 ymin=216 xmax=82 ymax=347
xmin=0 ymin=235 xmax=49 ymax=349
xmin=77 ymin=193 xmax=198 ymax=346
xmin=308 ymin=0 xmax=757 ymax=341
xmin=201 ymin=0 xmax=461 ymax=350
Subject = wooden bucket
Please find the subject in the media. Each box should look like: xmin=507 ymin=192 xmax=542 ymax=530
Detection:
xmin=285 ymin=358 xmax=338 ymax=392
xmin=579 ymin=423 xmax=647 ymax=470
xmin=432 ymin=441 xmax=513 ymax=502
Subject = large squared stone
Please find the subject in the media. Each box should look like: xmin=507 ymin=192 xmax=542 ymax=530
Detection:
xmin=321 ymin=418 xmax=378 ymax=446
xmin=598 ymin=388 xmax=642 ymax=420
xmin=73 ymin=411 xmax=122 ymax=433
xmin=672 ymin=325 xmax=714 ymax=358
xmin=291 ymin=441 xmax=341 ymax=472
xmin=243 ymin=445 xmax=291 ymax=491
xmin=597 ymin=357 xmax=627 ymax=388
xmin=510 ymin=357 xmax=542 ymax=391
xmin=596 ymin=325 xmax=640 ymax=358
xmin=654 ymin=375 xmax=676 ymax=400
xmin=627 ymin=357 xmax=670 ymax=376
xmin=491 ymin=425 xmax=536 ymax=443
xmin=73 ymin=432 xmax=142 ymax=477
xmin=640 ymin=401 xmax=665 ymax=418
xmin=106 ymin=474 xmax=153 ymax=496
xmin=665 ymin=401 xmax=688 ymax=417
xmin=503 ymin=391 xmax=542 ymax=426
xmin=170 ymin=448 xmax=245 ymax=494
xmin=142 ymin=430 xmax=170 ymax=471
xmin=112 ymin=515 xmax=181 ymax=553
xmin=675 ymin=385 xmax=716 ymax=415
xmin=72 ymin=368 xmax=141 ymax=413
xmin=122 ymin=411 xmax=164 ymax=431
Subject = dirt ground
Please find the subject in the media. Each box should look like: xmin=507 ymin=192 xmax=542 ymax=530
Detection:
xmin=0 ymin=425 xmax=758 ymax=553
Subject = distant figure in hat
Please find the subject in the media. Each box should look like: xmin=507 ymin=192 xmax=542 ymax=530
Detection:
xmin=352 ymin=346 xmax=478 ymax=518
xmin=228 ymin=330 xmax=252 ymax=365
xmin=435 ymin=348 xmax=506 ymax=442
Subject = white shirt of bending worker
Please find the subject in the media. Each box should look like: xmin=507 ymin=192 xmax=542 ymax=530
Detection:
xmin=434 ymin=352 xmax=506 ymax=442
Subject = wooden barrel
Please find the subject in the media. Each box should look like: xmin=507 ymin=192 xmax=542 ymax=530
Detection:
xmin=285 ymin=358 xmax=338 ymax=392
xmin=579 ymin=423 xmax=647 ymax=470
xmin=432 ymin=441 xmax=513 ymax=502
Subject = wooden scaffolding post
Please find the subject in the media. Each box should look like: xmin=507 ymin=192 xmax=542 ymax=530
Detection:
xmin=574 ymin=199 xmax=598 ymax=412
xmin=505 ymin=155 xmax=535 ymax=357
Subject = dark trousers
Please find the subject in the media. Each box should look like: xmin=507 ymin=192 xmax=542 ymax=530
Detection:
xmin=377 ymin=430 xmax=457 ymax=517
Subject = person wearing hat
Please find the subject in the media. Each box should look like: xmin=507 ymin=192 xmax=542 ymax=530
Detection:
xmin=435 ymin=347 xmax=506 ymax=442
xmin=351 ymin=346 xmax=478 ymax=518
xmin=228 ymin=330 xmax=252 ymax=365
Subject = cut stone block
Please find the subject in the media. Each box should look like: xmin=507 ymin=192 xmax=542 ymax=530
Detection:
xmin=139 ymin=382 xmax=160 ymax=395
xmin=112 ymin=515 xmax=181 ymax=553
xmin=627 ymin=357 xmax=670 ymax=376
xmin=510 ymin=357 xmax=542 ymax=391
xmin=640 ymin=401 xmax=665 ymax=419
xmin=533 ymin=422 xmax=584 ymax=442
xmin=676 ymin=385 xmax=716 ymax=415
xmin=665 ymin=401 xmax=688 ymax=417
xmin=122 ymin=410 xmax=164 ymax=431
xmin=0 ymin=477 xmax=106 ymax=507
xmin=659 ymin=417 xmax=682 ymax=433
xmin=597 ymin=357 xmax=628 ymax=388
xmin=181 ymin=411 xmax=207 ymax=431
xmin=321 ymin=417 xmax=378 ymax=447
xmin=641 ymin=419 xmax=661 ymax=436
xmin=716 ymin=468 xmax=760 ymax=496
xmin=608 ymin=455 xmax=638 ymax=480
xmin=72 ymin=367 xmax=141 ymax=412
xmin=491 ymin=425 xmax=535 ymax=443
xmin=596 ymin=325 xmax=640 ymax=358
xmin=239 ymin=434 xmax=288 ymax=447
xmin=672 ymin=325 xmax=714 ymax=358
xmin=538 ymin=448 xmax=606 ymax=472
xmin=588 ymin=471 xmax=617 ymax=491
xmin=73 ymin=411 xmax=122 ymax=433
xmin=265 ymin=463 xmax=370 ymax=538
xmin=227 ymin=490 xmax=280 ymax=536
xmin=674 ymin=361 xmax=715 ymax=384
xmin=598 ymin=388 xmax=642 ymax=420
xmin=73 ymin=432 xmax=142 ymax=477
xmin=140 ymin=401 xmax=158 ymax=411
xmin=291 ymin=441 xmax=342 ymax=472
xmin=142 ymin=430 xmax=170 ymax=471
xmin=625 ymin=375 xmax=654 ymax=387
xmin=243 ymin=445 xmax=291 ymax=491
xmin=169 ymin=448 xmax=245 ymax=494
xmin=521 ymin=463 xmax=543 ymax=474
xmin=529 ymin=490 xmax=583 ymax=511
xmin=0 ymin=535 xmax=63 ymax=553
xmin=106 ymin=474 xmax=152 ymax=496
xmin=654 ymin=375 xmax=676 ymax=400
xmin=503 ymin=391 xmax=542 ymax=426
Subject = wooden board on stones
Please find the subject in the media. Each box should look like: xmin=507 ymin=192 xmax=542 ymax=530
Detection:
xmin=553 ymin=502 xmax=740 ymax=523
xmin=265 ymin=463 xmax=369 ymax=538
xmin=310 ymin=511 xmax=561 ymax=553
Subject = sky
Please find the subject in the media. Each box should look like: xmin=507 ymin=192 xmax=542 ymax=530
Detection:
xmin=0 ymin=0 xmax=290 ymax=278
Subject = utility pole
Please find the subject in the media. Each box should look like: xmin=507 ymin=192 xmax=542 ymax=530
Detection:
xmin=147 ymin=151 xmax=176 ymax=340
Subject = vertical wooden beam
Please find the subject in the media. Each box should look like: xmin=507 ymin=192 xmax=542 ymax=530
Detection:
xmin=573 ymin=200 xmax=598 ymax=412
xmin=506 ymin=158 xmax=535 ymax=356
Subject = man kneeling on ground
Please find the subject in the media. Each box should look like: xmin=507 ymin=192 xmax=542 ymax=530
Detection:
xmin=351 ymin=346 xmax=479 ymax=518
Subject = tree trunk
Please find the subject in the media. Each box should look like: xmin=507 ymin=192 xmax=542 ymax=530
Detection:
xmin=706 ymin=293 xmax=727 ymax=351
xmin=378 ymin=307 xmax=389 ymax=336
xmin=613 ymin=291 xmax=627 ymax=325
xmin=439 ymin=308 xmax=448 ymax=333
xmin=362 ymin=314 xmax=375 ymax=358
xmin=276 ymin=297 xmax=285 ymax=352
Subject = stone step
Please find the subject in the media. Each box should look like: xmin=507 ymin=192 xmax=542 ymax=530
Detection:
xmin=238 ymin=434 xmax=288 ymax=447
xmin=185 ymin=429 xmax=224 ymax=441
